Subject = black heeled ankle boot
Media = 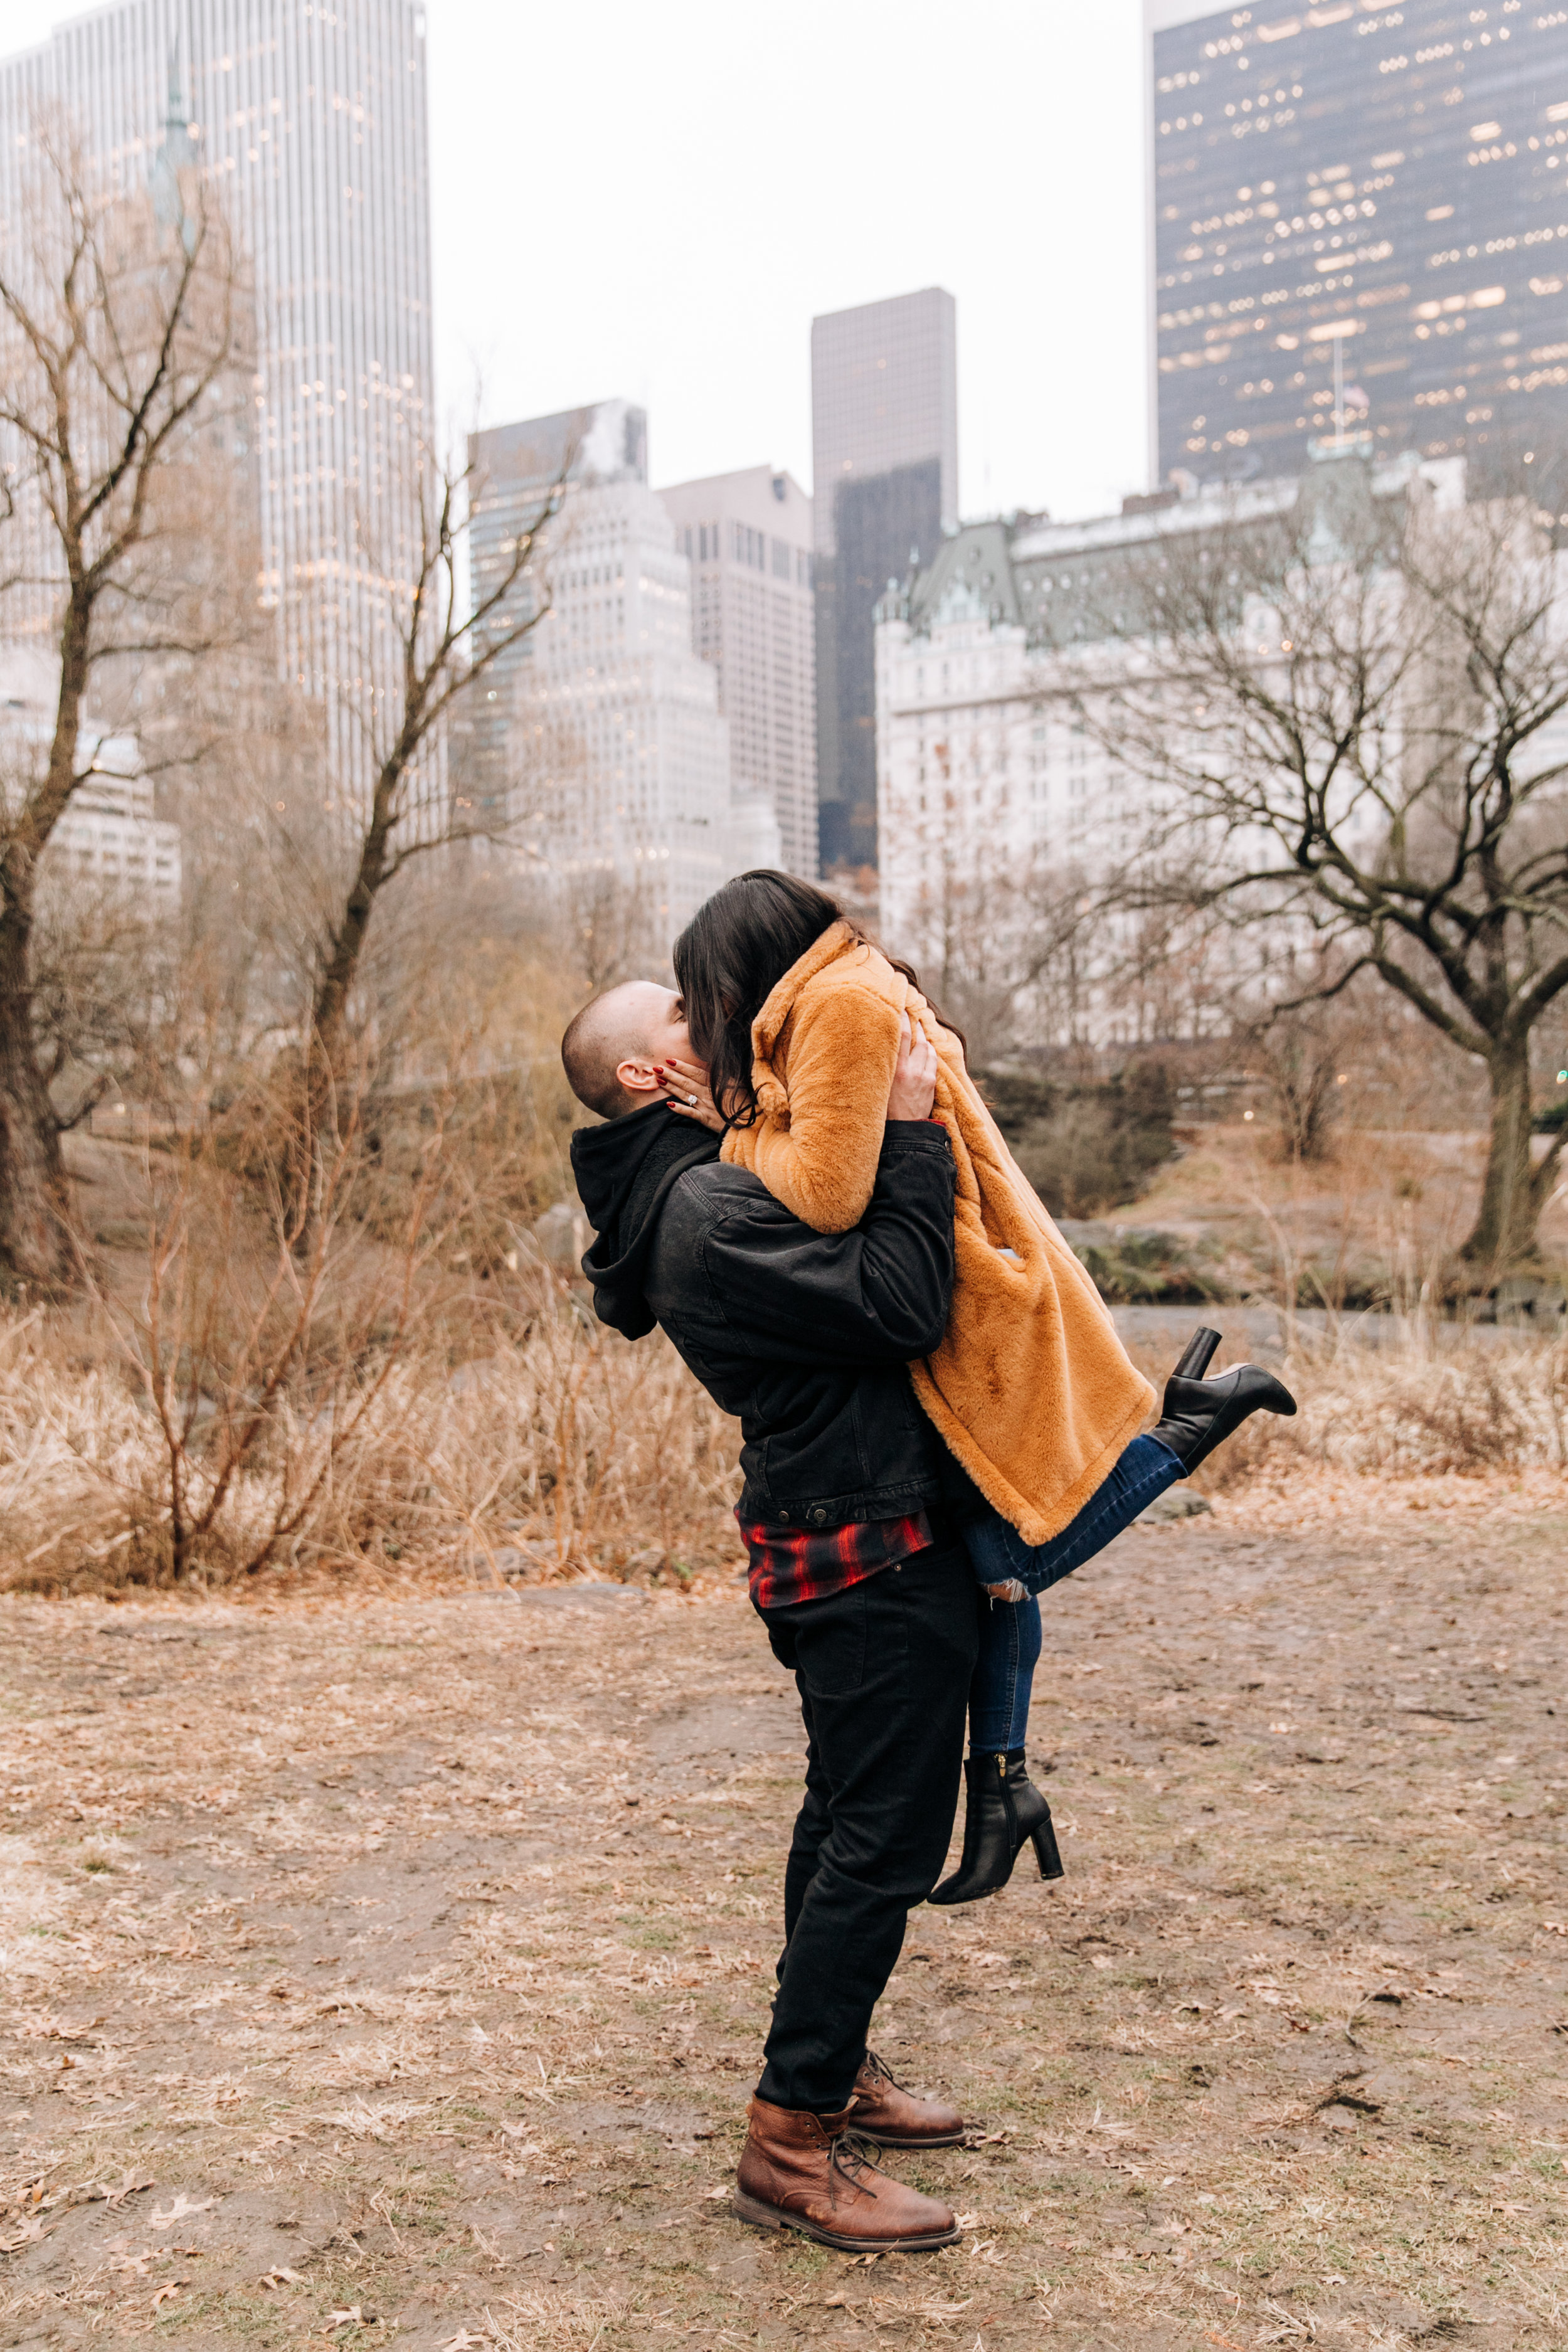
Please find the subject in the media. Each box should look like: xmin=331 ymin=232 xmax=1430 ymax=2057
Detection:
xmin=1152 ymin=1327 xmax=1298 ymax=1476
xmin=928 ymin=1750 xmax=1064 ymax=1907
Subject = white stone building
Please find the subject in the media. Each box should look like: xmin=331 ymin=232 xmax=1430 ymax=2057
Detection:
xmin=472 ymin=404 xmax=776 ymax=949
xmin=0 ymin=647 xmax=180 ymax=913
xmin=659 ymin=466 xmax=817 ymax=880
xmin=874 ymin=452 xmax=1469 ymax=1037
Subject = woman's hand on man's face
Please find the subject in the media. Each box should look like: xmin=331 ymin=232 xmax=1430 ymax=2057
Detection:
xmin=886 ymin=1015 xmax=938 ymax=1123
xmin=656 ymin=1054 xmax=725 ymax=1133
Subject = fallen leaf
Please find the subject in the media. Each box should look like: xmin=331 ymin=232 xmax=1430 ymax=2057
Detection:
xmin=149 ymin=2193 xmax=216 ymax=2230
xmin=260 ymin=2265 xmax=305 ymax=2287
xmin=704 ymin=2186 xmax=729 ymax=2201
xmin=100 ymin=2171 xmax=156 ymax=2209
xmin=438 ymin=2333 xmax=489 ymax=2351
xmin=151 ymin=2280 xmax=186 ymax=2308
xmin=497 ymin=2124 xmax=545 ymax=2151
xmin=328 ymin=2312 xmax=366 ymax=2333
xmin=0 ymin=2217 xmax=50 ymax=2253
xmin=320 ymin=2099 xmax=429 ymax=2141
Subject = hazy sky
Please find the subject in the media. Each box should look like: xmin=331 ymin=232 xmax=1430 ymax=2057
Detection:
xmin=0 ymin=0 xmax=1152 ymax=522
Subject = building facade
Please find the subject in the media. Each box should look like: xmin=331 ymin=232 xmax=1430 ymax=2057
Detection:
xmin=810 ymin=288 xmax=959 ymax=873
xmin=1147 ymin=0 xmax=1568 ymax=487
xmin=0 ymin=0 xmax=435 ymax=800
xmin=465 ymin=402 xmax=650 ymax=827
xmin=659 ymin=465 xmax=817 ymax=879
xmin=467 ymin=401 xmax=776 ymax=950
xmin=874 ymin=457 xmax=1421 ymax=1035
xmin=1 ymin=647 xmax=180 ymax=913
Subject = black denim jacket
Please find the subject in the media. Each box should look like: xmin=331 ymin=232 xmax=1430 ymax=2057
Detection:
xmin=572 ymin=1108 xmax=958 ymax=1531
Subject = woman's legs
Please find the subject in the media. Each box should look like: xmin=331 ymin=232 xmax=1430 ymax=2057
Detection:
xmin=967 ymin=1587 xmax=1042 ymax=1754
xmin=930 ymin=1592 xmax=1056 ymax=1908
xmin=965 ymin=1436 xmax=1182 ymax=1601
xmin=960 ymin=1436 xmax=1184 ymax=1754
xmin=938 ymin=1342 xmax=1297 ymax=1907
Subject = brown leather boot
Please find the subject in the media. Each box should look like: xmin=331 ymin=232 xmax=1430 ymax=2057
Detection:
xmin=734 ymin=2094 xmax=960 ymax=2252
xmin=850 ymin=2049 xmax=967 ymax=2148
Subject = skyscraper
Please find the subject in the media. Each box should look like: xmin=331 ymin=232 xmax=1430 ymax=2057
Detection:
xmin=465 ymin=401 xmax=650 ymax=827
xmin=0 ymin=0 xmax=435 ymax=797
xmin=1147 ymin=0 xmax=1568 ymax=485
xmin=467 ymin=401 xmax=775 ymax=948
xmin=659 ymin=466 xmax=817 ymax=879
xmin=810 ymin=288 xmax=958 ymax=873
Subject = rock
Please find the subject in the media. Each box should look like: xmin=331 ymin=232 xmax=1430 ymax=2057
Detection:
xmin=1493 ymin=1274 xmax=1568 ymax=1331
xmin=1138 ymin=1486 xmax=1212 ymax=1524
xmin=531 ymin=1199 xmax=590 ymax=1273
xmin=492 ymin=1544 xmax=554 ymax=1579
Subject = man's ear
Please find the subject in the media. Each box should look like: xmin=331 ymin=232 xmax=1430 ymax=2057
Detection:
xmin=616 ymin=1055 xmax=663 ymax=1100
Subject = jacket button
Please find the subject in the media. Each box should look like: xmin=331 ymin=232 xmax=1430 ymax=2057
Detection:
xmin=779 ymin=1510 xmax=790 ymax=1522
xmin=811 ymin=1508 xmax=827 ymax=1523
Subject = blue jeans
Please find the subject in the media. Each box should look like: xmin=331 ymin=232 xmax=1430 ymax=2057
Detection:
xmin=964 ymin=1435 xmax=1184 ymax=1751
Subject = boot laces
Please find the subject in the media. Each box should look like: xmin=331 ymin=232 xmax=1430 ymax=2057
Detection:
xmin=829 ymin=2129 xmax=882 ymax=2198
xmin=861 ymin=2047 xmax=908 ymax=2095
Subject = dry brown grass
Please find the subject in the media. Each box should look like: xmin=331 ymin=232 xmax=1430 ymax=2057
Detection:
xmin=1183 ymin=1334 xmax=1568 ymax=1490
xmin=1124 ymin=1121 xmax=1568 ymax=1308
xmin=0 ymin=1295 xmax=741 ymax=1597
xmin=3 ymin=1239 xmax=1564 ymax=1597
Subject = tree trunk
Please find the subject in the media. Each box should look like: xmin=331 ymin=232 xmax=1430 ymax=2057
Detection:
xmin=0 ymin=897 xmax=72 ymax=1289
xmin=283 ymin=810 xmax=390 ymax=1252
xmin=0 ymin=590 xmax=96 ymax=1288
xmin=1459 ymin=1036 xmax=1542 ymax=1273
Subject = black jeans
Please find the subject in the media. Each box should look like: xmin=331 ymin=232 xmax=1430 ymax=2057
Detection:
xmin=755 ymin=1537 xmax=980 ymax=2112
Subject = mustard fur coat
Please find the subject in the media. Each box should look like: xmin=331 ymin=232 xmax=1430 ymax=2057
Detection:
xmin=720 ymin=923 xmax=1156 ymax=1546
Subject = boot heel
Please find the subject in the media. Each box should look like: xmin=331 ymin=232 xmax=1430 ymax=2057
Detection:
xmin=733 ymin=2190 xmax=785 ymax=2232
xmin=1031 ymin=1813 xmax=1065 ymax=1882
xmin=1173 ymin=1327 xmax=1221 ymax=1381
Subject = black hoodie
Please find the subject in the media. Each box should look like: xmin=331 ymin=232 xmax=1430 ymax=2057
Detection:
xmin=569 ymin=1106 xmax=962 ymax=1531
xmin=569 ymin=1103 xmax=722 ymax=1340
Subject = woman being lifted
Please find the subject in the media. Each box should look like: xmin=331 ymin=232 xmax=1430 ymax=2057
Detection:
xmin=661 ymin=871 xmax=1293 ymax=1903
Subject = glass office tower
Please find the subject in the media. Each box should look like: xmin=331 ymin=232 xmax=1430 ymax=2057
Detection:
xmin=0 ymin=0 xmax=434 ymax=802
xmin=810 ymin=289 xmax=958 ymax=873
xmin=1148 ymin=0 xmax=1568 ymax=484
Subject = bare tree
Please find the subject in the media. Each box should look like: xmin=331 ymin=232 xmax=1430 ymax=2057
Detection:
xmin=0 ymin=120 xmax=240 ymax=1286
xmin=307 ymin=435 xmax=573 ymax=1066
xmin=1077 ymin=450 xmax=1568 ymax=1275
xmin=273 ymin=428 xmax=575 ymax=1243
xmin=554 ymin=864 xmax=663 ymax=993
xmin=1246 ymin=997 xmax=1346 ymax=1164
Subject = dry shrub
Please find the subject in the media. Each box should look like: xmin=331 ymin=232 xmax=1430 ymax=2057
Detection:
xmin=9 ymin=1071 xmax=1560 ymax=1592
xmin=1192 ymin=1333 xmax=1568 ymax=1491
xmin=0 ymin=1039 xmax=740 ymax=1592
xmin=0 ymin=1293 xmax=739 ymax=1596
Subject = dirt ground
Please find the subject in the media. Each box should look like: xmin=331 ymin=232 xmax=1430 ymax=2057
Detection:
xmin=3 ymin=1496 xmax=1567 ymax=2351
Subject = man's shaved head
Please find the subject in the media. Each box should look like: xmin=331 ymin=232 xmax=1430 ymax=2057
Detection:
xmin=561 ymin=981 xmax=675 ymax=1119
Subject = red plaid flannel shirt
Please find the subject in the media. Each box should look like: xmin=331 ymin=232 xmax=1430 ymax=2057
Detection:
xmin=738 ymin=1507 xmax=936 ymax=1613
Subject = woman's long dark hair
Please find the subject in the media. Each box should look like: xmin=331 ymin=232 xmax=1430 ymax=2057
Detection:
xmin=673 ymin=870 xmax=964 ymax=1128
